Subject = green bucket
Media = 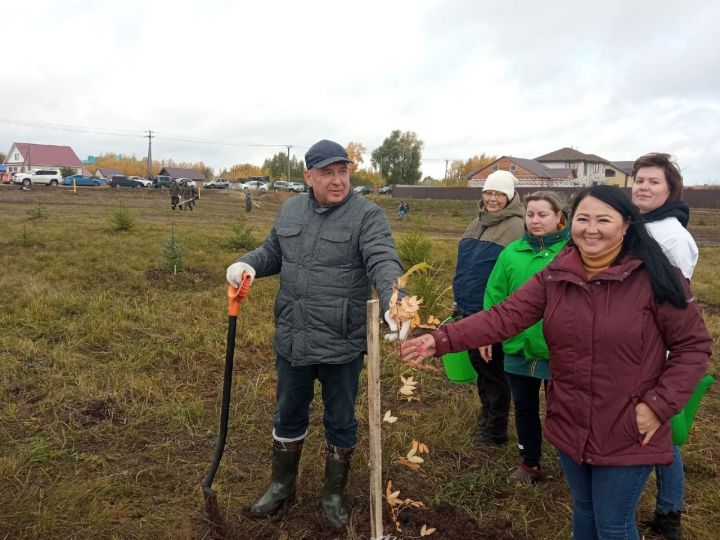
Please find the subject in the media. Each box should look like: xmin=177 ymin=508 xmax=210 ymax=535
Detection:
xmin=440 ymin=317 xmax=478 ymax=384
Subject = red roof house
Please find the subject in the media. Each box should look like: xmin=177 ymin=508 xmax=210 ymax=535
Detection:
xmin=4 ymin=142 xmax=83 ymax=174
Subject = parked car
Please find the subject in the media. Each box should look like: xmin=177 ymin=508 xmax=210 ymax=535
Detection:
xmin=176 ymin=177 xmax=197 ymax=188
xmin=129 ymin=176 xmax=153 ymax=188
xmin=243 ymin=180 xmax=270 ymax=192
xmin=205 ymin=179 xmax=230 ymax=189
xmin=153 ymin=175 xmax=173 ymax=188
xmin=12 ymin=168 xmax=63 ymax=187
xmin=108 ymin=175 xmax=142 ymax=188
xmin=353 ymin=185 xmax=372 ymax=195
xmin=287 ymin=182 xmax=306 ymax=193
xmin=379 ymin=185 xmax=393 ymax=194
xmin=63 ymin=175 xmax=106 ymax=187
xmin=272 ymin=181 xmax=291 ymax=191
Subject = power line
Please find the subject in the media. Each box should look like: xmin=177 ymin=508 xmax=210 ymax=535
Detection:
xmin=0 ymin=118 xmax=142 ymax=137
xmin=0 ymin=118 xmax=297 ymax=149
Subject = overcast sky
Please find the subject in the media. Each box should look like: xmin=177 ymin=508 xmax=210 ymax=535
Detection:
xmin=2 ymin=0 xmax=719 ymax=183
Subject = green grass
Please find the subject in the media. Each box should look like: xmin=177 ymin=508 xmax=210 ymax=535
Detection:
xmin=0 ymin=186 xmax=718 ymax=539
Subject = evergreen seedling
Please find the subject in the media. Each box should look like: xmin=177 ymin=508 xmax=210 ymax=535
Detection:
xmin=111 ymin=203 xmax=135 ymax=232
xmin=228 ymin=214 xmax=258 ymax=251
xmin=160 ymin=226 xmax=185 ymax=274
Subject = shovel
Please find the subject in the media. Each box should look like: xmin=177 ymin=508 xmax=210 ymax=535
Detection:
xmin=202 ymin=274 xmax=252 ymax=529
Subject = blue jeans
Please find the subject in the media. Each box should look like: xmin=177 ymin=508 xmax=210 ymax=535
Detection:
xmin=655 ymin=445 xmax=684 ymax=513
xmin=273 ymin=354 xmax=364 ymax=448
xmin=558 ymin=451 xmax=652 ymax=539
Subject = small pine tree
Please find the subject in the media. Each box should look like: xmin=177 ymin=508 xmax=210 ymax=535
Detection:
xmin=228 ymin=214 xmax=258 ymax=251
xmin=20 ymin=225 xmax=32 ymax=247
xmin=397 ymin=224 xmax=433 ymax=268
xmin=27 ymin=202 xmax=46 ymax=220
xmin=111 ymin=203 xmax=135 ymax=232
xmin=160 ymin=228 xmax=185 ymax=274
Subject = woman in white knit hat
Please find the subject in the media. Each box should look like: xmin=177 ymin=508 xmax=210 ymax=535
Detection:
xmin=451 ymin=169 xmax=525 ymax=444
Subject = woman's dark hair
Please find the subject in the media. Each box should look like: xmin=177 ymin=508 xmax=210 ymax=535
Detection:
xmin=571 ymin=185 xmax=688 ymax=308
xmin=633 ymin=153 xmax=684 ymax=202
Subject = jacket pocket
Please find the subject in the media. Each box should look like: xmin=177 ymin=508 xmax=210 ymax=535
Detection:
xmin=622 ymin=395 xmax=644 ymax=444
xmin=316 ymin=229 xmax=352 ymax=267
xmin=277 ymin=225 xmax=303 ymax=262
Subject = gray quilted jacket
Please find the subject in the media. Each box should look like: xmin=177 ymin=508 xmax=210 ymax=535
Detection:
xmin=238 ymin=190 xmax=403 ymax=366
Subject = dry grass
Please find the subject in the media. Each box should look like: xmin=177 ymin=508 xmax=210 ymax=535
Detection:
xmin=0 ymin=186 xmax=718 ymax=539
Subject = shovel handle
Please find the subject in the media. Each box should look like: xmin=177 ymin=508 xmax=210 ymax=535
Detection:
xmin=227 ymin=273 xmax=252 ymax=316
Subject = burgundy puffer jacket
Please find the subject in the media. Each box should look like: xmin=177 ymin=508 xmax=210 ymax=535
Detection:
xmin=434 ymin=246 xmax=711 ymax=466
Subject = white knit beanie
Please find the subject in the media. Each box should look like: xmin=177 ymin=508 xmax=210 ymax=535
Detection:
xmin=483 ymin=170 xmax=517 ymax=199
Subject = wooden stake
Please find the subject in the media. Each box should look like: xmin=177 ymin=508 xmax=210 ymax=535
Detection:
xmin=366 ymin=299 xmax=383 ymax=539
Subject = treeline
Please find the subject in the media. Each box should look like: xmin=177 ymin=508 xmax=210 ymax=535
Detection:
xmin=86 ymin=132 xmax=497 ymax=185
xmin=85 ymin=153 xmax=213 ymax=179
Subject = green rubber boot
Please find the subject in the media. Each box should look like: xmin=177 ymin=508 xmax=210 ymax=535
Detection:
xmin=321 ymin=444 xmax=354 ymax=530
xmin=245 ymin=438 xmax=303 ymax=518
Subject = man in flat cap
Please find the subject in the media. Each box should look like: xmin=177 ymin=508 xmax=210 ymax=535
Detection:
xmin=226 ymin=139 xmax=405 ymax=529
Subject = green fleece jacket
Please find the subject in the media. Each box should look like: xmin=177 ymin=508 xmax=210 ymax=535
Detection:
xmin=483 ymin=226 xmax=569 ymax=360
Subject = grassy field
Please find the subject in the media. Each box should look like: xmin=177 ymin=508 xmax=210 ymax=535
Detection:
xmin=0 ymin=186 xmax=718 ymax=540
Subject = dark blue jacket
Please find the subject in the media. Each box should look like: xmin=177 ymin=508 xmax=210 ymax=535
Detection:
xmin=452 ymin=195 xmax=525 ymax=315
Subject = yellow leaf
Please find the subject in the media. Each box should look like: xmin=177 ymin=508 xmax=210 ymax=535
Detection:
xmin=399 ymin=386 xmax=415 ymax=396
xmin=396 ymin=458 xmax=421 ymax=472
xmin=396 ymin=262 xmax=431 ymax=289
xmin=400 ymin=375 xmax=417 ymax=386
xmin=407 ymin=455 xmax=424 ymax=464
xmin=418 ymin=442 xmax=430 ymax=454
xmin=421 ymin=524 xmax=437 ymax=536
xmin=411 ymin=439 xmax=419 ymax=451
xmin=383 ymin=410 xmax=398 ymax=423
xmin=407 ymin=447 xmax=417 ymax=458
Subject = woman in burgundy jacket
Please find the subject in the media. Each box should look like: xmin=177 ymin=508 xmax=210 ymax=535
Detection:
xmin=402 ymin=186 xmax=711 ymax=539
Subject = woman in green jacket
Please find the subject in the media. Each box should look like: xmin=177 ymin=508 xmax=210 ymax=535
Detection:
xmin=481 ymin=191 xmax=569 ymax=484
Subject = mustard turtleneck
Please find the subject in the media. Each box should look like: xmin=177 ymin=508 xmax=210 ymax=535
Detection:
xmin=579 ymin=239 xmax=623 ymax=279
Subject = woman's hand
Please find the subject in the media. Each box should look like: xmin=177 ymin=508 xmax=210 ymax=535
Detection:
xmin=400 ymin=334 xmax=437 ymax=366
xmin=636 ymin=402 xmax=661 ymax=447
xmin=479 ymin=345 xmax=493 ymax=363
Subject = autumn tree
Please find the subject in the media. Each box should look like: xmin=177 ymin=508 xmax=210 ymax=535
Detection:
xmin=86 ymin=152 xmax=213 ymax=179
xmin=371 ymin=130 xmax=424 ymax=185
xmin=345 ymin=142 xmax=366 ymax=174
xmin=219 ymin=163 xmax=265 ymax=181
xmin=445 ymin=153 xmax=497 ymax=185
xmin=262 ymin=152 xmax=305 ymax=181
xmin=351 ymin=168 xmax=382 ymax=187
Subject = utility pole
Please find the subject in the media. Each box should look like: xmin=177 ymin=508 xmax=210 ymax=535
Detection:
xmin=145 ymin=130 xmax=153 ymax=179
xmin=444 ymin=159 xmax=449 ymax=181
xmin=286 ymin=145 xmax=292 ymax=181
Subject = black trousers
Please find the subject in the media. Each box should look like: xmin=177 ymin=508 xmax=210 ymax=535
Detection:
xmin=507 ymin=373 xmax=547 ymax=467
xmin=468 ymin=343 xmax=510 ymax=441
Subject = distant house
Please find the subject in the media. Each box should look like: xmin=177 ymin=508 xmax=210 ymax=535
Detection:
xmin=158 ymin=167 xmax=206 ymax=182
xmin=96 ymin=167 xmax=123 ymax=179
xmin=468 ymin=148 xmax=635 ymax=189
xmin=605 ymin=161 xmax=635 ymax=188
xmin=535 ymin=147 xmax=626 ymax=186
xmin=3 ymin=142 xmax=82 ymax=175
xmin=469 ymin=156 xmax=578 ymax=188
